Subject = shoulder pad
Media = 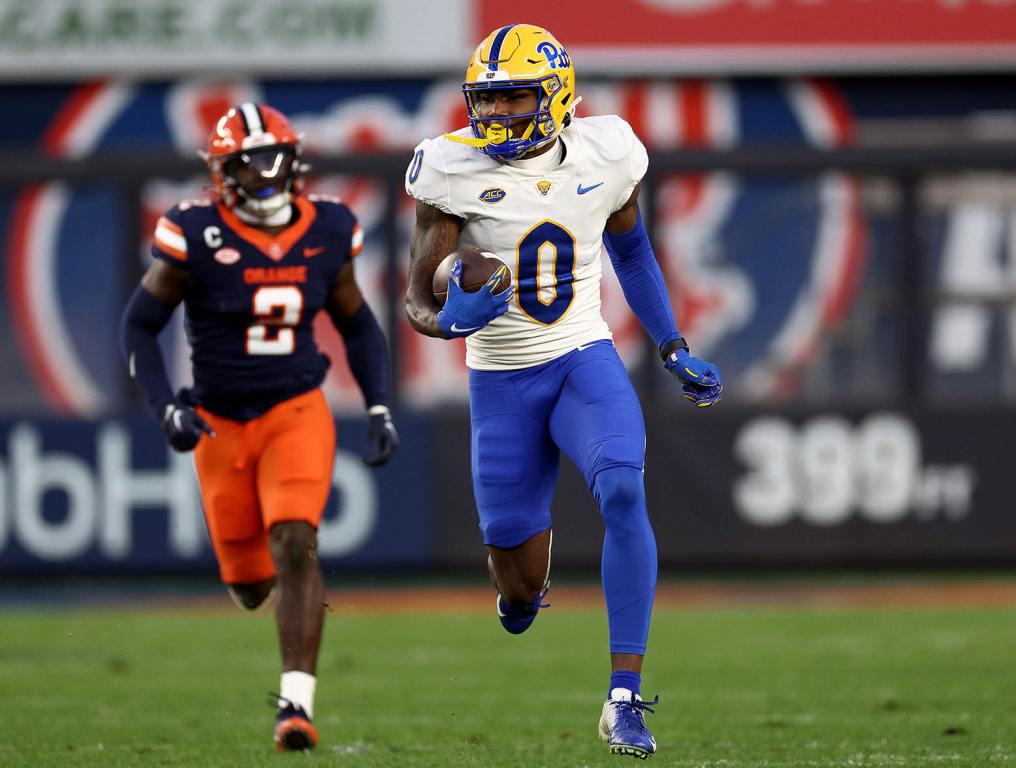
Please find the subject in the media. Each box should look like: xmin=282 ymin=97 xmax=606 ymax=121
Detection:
xmin=152 ymin=199 xmax=221 ymax=265
xmin=405 ymin=132 xmax=495 ymax=216
xmin=152 ymin=201 xmax=209 ymax=263
xmin=305 ymin=194 xmax=356 ymax=227
xmin=569 ymin=115 xmax=642 ymax=163
xmin=170 ymin=198 xmax=217 ymax=226
xmin=305 ymin=195 xmax=362 ymax=257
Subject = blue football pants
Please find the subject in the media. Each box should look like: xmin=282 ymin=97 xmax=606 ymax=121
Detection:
xmin=469 ymin=341 xmax=657 ymax=655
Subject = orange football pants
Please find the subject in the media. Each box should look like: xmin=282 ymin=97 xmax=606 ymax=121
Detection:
xmin=193 ymin=388 xmax=336 ymax=585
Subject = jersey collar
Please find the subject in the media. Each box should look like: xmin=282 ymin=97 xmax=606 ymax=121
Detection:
xmin=217 ymin=197 xmax=317 ymax=261
xmin=504 ymin=137 xmax=564 ymax=171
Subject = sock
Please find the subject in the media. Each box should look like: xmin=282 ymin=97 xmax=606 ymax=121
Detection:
xmin=594 ymin=466 xmax=657 ymax=656
xmin=610 ymin=670 xmax=642 ymax=698
xmin=280 ymin=671 xmax=316 ymax=718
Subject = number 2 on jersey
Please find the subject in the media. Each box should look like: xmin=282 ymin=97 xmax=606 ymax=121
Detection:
xmin=515 ymin=220 xmax=576 ymax=325
xmin=247 ymin=285 xmax=303 ymax=355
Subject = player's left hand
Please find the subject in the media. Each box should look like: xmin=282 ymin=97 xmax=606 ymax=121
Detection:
xmin=364 ymin=406 xmax=399 ymax=466
xmin=664 ymin=348 xmax=723 ymax=407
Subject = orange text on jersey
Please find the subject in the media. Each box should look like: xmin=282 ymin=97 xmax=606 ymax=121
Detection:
xmin=243 ymin=266 xmax=308 ymax=285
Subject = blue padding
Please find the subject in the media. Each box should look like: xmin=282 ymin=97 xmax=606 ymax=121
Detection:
xmin=594 ymin=466 xmax=657 ymax=656
xmin=603 ymin=211 xmax=682 ymax=350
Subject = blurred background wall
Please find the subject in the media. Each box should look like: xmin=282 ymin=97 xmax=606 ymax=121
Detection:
xmin=1 ymin=0 xmax=1015 ymax=575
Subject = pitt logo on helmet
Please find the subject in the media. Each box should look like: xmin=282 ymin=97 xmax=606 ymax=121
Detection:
xmin=535 ymin=41 xmax=570 ymax=70
xmin=446 ymin=24 xmax=580 ymax=160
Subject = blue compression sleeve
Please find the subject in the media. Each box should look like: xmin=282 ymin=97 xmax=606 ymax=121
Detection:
xmin=594 ymin=466 xmax=657 ymax=656
xmin=603 ymin=211 xmax=682 ymax=349
xmin=119 ymin=285 xmax=176 ymax=418
xmin=330 ymin=301 xmax=391 ymax=408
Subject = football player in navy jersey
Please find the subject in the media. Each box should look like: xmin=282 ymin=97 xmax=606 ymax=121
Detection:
xmin=119 ymin=103 xmax=398 ymax=752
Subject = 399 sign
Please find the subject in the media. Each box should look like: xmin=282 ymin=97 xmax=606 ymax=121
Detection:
xmin=733 ymin=413 xmax=976 ymax=527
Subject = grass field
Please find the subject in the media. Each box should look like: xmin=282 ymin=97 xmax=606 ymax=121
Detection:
xmin=1 ymin=581 xmax=1014 ymax=767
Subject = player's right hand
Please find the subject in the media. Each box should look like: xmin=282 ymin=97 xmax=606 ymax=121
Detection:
xmin=437 ymin=259 xmax=514 ymax=339
xmin=161 ymin=402 xmax=215 ymax=452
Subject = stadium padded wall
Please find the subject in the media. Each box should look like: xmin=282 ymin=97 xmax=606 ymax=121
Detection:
xmin=0 ymin=408 xmax=1012 ymax=574
xmin=3 ymin=77 xmax=1016 ymax=572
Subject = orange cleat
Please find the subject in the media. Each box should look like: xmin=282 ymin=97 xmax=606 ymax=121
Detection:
xmin=273 ymin=702 xmax=318 ymax=752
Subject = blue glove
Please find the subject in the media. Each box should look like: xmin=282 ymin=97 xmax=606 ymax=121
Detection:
xmin=664 ymin=348 xmax=723 ymax=407
xmin=437 ymin=259 xmax=514 ymax=339
xmin=162 ymin=402 xmax=215 ymax=452
xmin=364 ymin=406 xmax=399 ymax=467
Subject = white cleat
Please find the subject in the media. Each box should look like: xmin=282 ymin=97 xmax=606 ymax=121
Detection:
xmin=598 ymin=688 xmax=658 ymax=759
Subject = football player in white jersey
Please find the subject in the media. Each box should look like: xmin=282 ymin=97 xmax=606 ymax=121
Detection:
xmin=405 ymin=24 xmax=722 ymax=759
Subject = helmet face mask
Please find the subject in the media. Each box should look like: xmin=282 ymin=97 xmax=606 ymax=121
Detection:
xmin=460 ymin=25 xmax=576 ymax=160
xmin=463 ymin=81 xmax=561 ymax=158
xmin=202 ymin=103 xmax=305 ymax=220
xmin=221 ymin=145 xmax=298 ymax=216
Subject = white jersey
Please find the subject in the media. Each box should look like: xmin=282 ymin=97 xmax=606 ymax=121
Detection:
xmin=406 ymin=115 xmax=648 ymax=370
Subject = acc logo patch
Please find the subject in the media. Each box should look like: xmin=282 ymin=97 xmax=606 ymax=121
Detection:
xmin=479 ymin=187 xmax=507 ymax=204
xmin=214 ymin=247 xmax=241 ymax=265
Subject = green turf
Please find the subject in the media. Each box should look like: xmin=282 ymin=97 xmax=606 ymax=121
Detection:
xmin=1 ymin=601 xmax=1014 ymax=767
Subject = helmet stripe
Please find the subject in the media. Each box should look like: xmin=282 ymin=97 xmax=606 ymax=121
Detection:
xmin=239 ymin=102 xmax=264 ymax=135
xmin=487 ymin=24 xmax=517 ymax=71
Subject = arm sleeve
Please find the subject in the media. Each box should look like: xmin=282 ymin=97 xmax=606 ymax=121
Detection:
xmin=603 ymin=210 xmax=682 ymax=350
xmin=328 ymin=301 xmax=391 ymax=409
xmin=119 ymin=285 xmax=177 ymax=418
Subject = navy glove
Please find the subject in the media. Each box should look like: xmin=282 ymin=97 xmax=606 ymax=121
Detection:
xmin=364 ymin=406 xmax=399 ymax=467
xmin=161 ymin=402 xmax=215 ymax=452
xmin=664 ymin=348 xmax=723 ymax=407
xmin=437 ymin=259 xmax=514 ymax=339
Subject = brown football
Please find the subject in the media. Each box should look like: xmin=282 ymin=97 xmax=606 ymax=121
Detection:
xmin=432 ymin=248 xmax=512 ymax=306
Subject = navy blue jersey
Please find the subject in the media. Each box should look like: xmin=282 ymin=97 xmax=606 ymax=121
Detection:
xmin=151 ymin=195 xmax=363 ymax=420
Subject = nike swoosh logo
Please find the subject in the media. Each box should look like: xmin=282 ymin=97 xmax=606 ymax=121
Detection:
xmin=303 ymin=246 xmax=326 ymax=258
xmin=450 ymin=323 xmax=480 ymax=333
xmin=576 ymin=343 xmax=593 ymax=351
xmin=577 ymin=182 xmax=604 ymax=195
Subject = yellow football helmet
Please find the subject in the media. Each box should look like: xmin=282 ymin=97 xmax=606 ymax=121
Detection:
xmin=455 ymin=24 xmax=577 ymax=159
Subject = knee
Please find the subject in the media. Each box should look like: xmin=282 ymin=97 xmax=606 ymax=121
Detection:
xmin=500 ymin=574 xmax=548 ymax=605
xmin=594 ymin=467 xmax=646 ymax=524
xmin=269 ymin=522 xmax=318 ymax=575
xmin=488 ymin=550 xmax=548 ymax=605
xmin=228 ymin=578 xmax=277 ymax=611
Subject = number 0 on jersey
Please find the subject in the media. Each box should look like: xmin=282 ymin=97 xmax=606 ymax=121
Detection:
xmin=515 ymin=220 xmax=576 ymax=326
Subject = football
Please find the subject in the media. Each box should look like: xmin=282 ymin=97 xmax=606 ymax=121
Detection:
xmin=432 ymin=248 xmax=512 ymax=306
